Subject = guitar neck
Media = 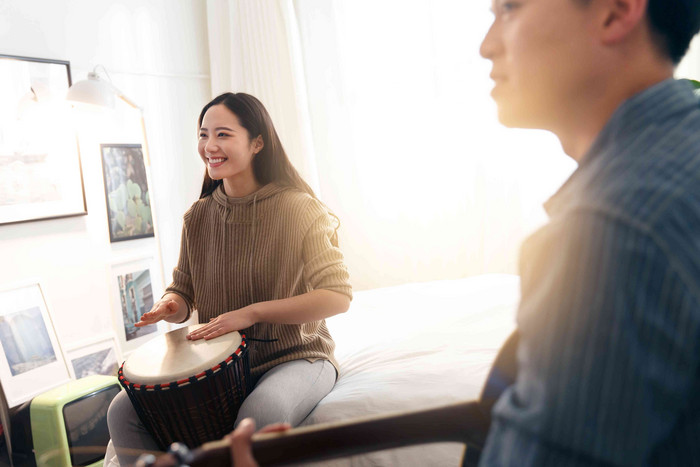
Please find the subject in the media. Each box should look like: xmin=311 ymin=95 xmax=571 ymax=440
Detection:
xmin=187 ymin=400 xmax=489 ymax=467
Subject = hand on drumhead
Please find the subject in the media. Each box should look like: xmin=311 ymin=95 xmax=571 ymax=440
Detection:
xmin=135 ymin=298 xmax=179 ymax=327
xmin=186 ymin=308 xmax=255 ymax=340
xmin=228 ymin=418 xmax=291 ymax=467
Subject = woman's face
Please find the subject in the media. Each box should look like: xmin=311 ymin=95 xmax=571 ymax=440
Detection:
xmin=198 ymin=104 xmax=262 ymax=189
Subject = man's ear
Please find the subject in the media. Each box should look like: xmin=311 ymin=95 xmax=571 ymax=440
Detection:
xmin=599 ymin=0 xmax=648 ymax=45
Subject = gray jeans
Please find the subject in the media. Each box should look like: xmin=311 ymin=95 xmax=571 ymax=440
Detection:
xmin=107 ymin=359 xmax=336 ymax=466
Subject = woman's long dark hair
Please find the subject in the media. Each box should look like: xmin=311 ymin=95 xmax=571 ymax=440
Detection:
xmin=197 ymin=92 xmax=340 ymax=245
xmin=198 ymin=92 xmax=315 ymax=200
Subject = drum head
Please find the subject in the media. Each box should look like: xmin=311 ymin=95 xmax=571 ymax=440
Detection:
xmin=122 ymin=325 xmax=243 ymax=384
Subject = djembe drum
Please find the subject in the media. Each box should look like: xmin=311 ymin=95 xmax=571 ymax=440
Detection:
xmin=118 ymin=324 xmax=251 ymax=450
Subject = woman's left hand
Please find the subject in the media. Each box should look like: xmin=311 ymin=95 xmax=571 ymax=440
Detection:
xmin=187 ymin=306 xmax=256 ymax=340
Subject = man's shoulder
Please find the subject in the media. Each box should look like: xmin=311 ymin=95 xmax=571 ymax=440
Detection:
xmin=585 ymin=85 xmax=700 ymax=229
xmin=553 ymin=128 xmax=700 ymax=289
xmin=603 ymin=125 xmax=700 ymax=232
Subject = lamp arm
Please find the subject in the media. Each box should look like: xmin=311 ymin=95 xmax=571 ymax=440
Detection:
xmin=118 ymin=93 xmax=142 ymax=111
xmin=93 ymin=64 xmax=113 ymax=83
xmin=133 ymin=110 xmax=166 ymax=296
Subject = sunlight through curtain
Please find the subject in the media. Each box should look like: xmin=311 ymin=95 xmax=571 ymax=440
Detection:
xmin=206 ymin=0 xmax=577 ymax=290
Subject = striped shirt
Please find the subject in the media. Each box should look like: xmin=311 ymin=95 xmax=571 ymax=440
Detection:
xmin=166 ymin=183 xmax=352 ymax=378
xmin=480 ymin=79 xmax=700 ymax=466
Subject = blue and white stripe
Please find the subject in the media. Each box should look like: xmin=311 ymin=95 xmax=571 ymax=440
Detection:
xmin=480 ymin=78 xmax=700 ymax=466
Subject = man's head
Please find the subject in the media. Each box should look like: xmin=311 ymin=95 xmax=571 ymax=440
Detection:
xmin=480 ymin=0 xmax=700 ymax=150
xmin=628 ymin=0 xmax=700 ymax=64
xmin=572 ymin=0 xmax=700 ymax=64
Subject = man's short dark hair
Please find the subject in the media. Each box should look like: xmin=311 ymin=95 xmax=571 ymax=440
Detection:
xmin=648 ymin=0 xmax=700 ymax=64
xmin=574 ymin=0 xmax=700 ymax=64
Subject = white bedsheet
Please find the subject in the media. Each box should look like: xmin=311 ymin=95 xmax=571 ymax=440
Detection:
xmin=299 ymin=273 xmax=520 ymax=466
xmin=105 ymin=273 xmax=520 ymax=466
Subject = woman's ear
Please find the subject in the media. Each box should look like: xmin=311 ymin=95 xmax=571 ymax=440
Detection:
xmin=599 ymin=0 xmax=648 ymax=45
xmin=252 ymin=135 xmax=264 ymax=154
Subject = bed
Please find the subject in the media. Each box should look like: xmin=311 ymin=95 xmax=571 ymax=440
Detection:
xmin=105 ymin=273 xmax=520 ymax=466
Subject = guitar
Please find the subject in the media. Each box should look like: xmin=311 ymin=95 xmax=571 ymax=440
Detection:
xmin=146 ymin=331 xmax=519 ymax=467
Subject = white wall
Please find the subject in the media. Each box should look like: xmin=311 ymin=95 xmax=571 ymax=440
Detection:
xmin=677 ymin=35 xmax=700 ymax=81
xmin=0 ymin=1 xmax=209 ymax=355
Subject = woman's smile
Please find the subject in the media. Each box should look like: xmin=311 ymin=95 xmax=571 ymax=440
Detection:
xmin=207 ymin=156 xmax=227 ymax=167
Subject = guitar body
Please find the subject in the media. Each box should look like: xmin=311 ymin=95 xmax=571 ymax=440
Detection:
xmin=147 ymin=331 xmax=519 ymax=467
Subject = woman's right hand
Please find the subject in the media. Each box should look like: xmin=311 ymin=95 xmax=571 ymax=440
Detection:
xmin=135 ymin=296 xmax=180 ymax=327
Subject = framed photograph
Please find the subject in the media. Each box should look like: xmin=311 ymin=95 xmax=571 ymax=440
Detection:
xmin=100 ymin=143 xmax=154 ymax=242
xmin=110 ymin=257 xmax=165 ymax=354
xmin=0 ymin=281 xmax=70 ymax=407
xmin=66 ymin=335 xmax=122 ymax=379
xmin=0 ymin=54 xmax=87 ymax=225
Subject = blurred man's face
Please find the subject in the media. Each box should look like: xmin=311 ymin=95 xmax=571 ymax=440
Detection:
xmin=480 ymin=0 xmax=600 ymax=130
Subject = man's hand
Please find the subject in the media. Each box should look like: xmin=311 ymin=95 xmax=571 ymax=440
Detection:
xmin=228 ymin=418 xmax=291 ymax=467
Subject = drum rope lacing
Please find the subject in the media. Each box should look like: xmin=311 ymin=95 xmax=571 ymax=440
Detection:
xmin=118 ymin=334 xmax=249 ymax=391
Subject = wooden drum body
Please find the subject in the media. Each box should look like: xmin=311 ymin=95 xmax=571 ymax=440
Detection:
xmin=118 ymin=325 xmax=251 ymax=449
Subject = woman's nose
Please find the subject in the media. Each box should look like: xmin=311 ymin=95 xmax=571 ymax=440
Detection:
xmin=204 ymin=139 xmax=218 ymax=153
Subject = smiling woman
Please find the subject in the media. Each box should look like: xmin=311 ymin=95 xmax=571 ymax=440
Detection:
xmin=106 ymin=92 xmax=353 ymax=467
xmin=198 ymin=104 xmax=262 ymax=197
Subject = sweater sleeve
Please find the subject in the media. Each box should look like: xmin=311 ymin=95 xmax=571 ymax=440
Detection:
xmin=164 ymin=222 xmax=195 ymax=321
xmin=302 ymin=210 xmax=353 ymax=300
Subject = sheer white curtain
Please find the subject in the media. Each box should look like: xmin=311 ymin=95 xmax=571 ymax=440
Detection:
xmin=206 ymin=0 xmax=576 ymax=290
xmin=205 ymin=0 xmax=321 ymax=192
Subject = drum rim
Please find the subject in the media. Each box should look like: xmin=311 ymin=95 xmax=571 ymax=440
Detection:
xmin=118 ymin=333 xmax=248 ymax=391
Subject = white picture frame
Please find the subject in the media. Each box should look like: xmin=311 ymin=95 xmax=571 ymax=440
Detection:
xmin=0 ymin=280 xmax=70 ymax=407
xmin=66 ymin=334 xmax=122 ymax=379
xmin=110 ymin=257 xmax=166 ymax=355
xmin=0 ymin=54 xmax=87 ymax=225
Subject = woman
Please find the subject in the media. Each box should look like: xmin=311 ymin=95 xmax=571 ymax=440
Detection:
xmin=107 ymin=92 xmax=352 ymax=465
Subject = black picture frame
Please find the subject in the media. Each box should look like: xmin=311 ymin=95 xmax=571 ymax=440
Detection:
xmin=100 ymin=143 xmax=154 ymax=242
xmin=0 ymin=54 xmax=87 ymax=225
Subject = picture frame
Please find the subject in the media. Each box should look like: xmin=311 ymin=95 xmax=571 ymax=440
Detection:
xmin=66 ymin=335 xmax=122 ymax=380
xmin=100 ymin=143 xmax=154 ymax=242
xmin=0 ymin=54 xmax=87 ymax=225
xmin=110 ymin=257 xmax=166 ymax=355
xmin=0 ymin=281 xmax=70 ymax=407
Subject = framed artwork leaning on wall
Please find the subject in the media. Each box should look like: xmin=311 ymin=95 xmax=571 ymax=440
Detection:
xmin=66 ymin=334 xmax=122 ymax=379
xmin=100 ymin=143 xmax=154 ymax=242
xmin=0 ymin=280 xmax=70 ymax=407
xmin=109 ymin=257 xmax=166 ymax=355
xmin=0 ymin=54 xmax=87 ymax=225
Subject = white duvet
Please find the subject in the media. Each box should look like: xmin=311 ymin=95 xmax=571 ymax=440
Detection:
xmin=299 ymin=273 xmax=520 ymax=466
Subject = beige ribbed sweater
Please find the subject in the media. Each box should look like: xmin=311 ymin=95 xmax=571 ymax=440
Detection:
xmin=165 ymin=183 xmax=352 ymax=378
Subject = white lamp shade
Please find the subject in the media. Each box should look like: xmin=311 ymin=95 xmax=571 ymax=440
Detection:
xmin=66 ymin=72 xmax=116 ymax=109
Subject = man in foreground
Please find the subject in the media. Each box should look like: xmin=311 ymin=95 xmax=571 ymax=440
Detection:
xmin=231 ymin=0 xmax=700 ymax=464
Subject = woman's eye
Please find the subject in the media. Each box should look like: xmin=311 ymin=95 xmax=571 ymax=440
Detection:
xmin=199 ymin=133 xmax=207 ymax=139
xmin=217 ymin=132 xmax=229 ymax=137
